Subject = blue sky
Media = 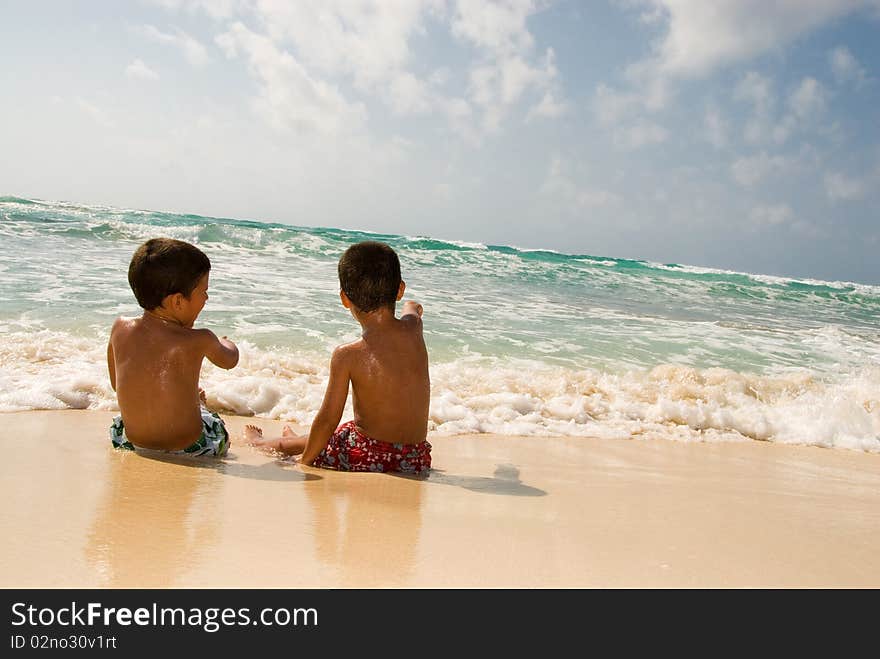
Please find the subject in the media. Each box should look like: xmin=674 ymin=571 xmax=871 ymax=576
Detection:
xmin=2 ymin=1 xmax=879 ymax=283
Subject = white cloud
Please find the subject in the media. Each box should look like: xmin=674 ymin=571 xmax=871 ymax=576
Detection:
xmin=385 ymin=70 xmax=473 ymax=129
xmin=748 ymin=203 xmax=821 ymax=236
xmin=824 ymin=171 xmax=866 ymax=201
xmin=593 ymin=78 xmax=669 ymax=148
xmin=593 ymin=69 xmax=671 ymax=129
xmin=734 ymin=72 xmax=776 ymax=144
xmin=540 ymin=155 xmax=620 ymax=209
xmin=621 ymin=59 xmax=672 ymax=109
xmin=749 ymin=203 xmax=794 ymax=226
xmin=140 ymin=24 xmax=210 ymax=67
xmin=632 ymin=0 xmax=880 ymax=79
xmin=216 ymin=22 xmax=366 ymax=135
xmin=734 ymin=71 xmax=774 ymax=114
xmin=452 ymin=0 xmax=563 ymax=131
xmin=594 ymin=84 xmax=639 ymax=125
xmin=150 ymin=1 xmax=565 ymax=134
xmin=251 ymin=0 xmax=428 ymax=87
xmin=500 ymin=54 xmax=544 ymax=104
xmin=125 ymin=58 xmax=159 ymax=80
xmin=773 ymin=77 xmax=827 ymax=143
xmin=146 ymin=0 xmax=245 ymax=20
xmin=429 ymin=67 xmax=452 ymax=86
xmin=467 ymin=49 xmax=559 ymax=130
xmin=433 ymin=182 xmax=453 ymax=201
xmin=75 ymin=97 xmax=113 ymax=127
xmin=829 ymin=46 xmax=869 ymax=87
xmin=731 ymin=152 xmax=791 ymax=186
xmin=734 ymin=73 xmax=828 ymax=145
xmin=594 ymin=73 xmax=669 ymax=148
xmin=704 ymin=106 xmax=728 ymax=148
xmin=229 ymin=1 xmax=538 ymax=135
xmin=527 ymin=91 xmax=567 ymax=121
xmin=789 ymin=77 xmax=826 ymax=119
xmin=387 ymin=72 xmax=433 ymax=115
xmin=618 ymin=120 xmax=667 ymax=149
xmin=575 ymin=188 xmax=620 ymax=207
xmin=450 ymin=0 xmax=536 ymax=54
xmin=469 ymin=53 xmax=550 ymax=124
xmin=595 ymin=0 xmax=876 ymax=153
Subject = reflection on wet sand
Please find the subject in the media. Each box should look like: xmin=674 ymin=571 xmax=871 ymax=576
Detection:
xmin=85 ymin=450 xmax=222 ymax=587
xmin=303 ymin=471 xmax=425 ymax=587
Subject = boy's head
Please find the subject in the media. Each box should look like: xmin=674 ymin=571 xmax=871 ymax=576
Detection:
xmin=338 ymin=241 xmax=403 ymax=313
xmin=128 ymin=238 xmax=211 ymax=310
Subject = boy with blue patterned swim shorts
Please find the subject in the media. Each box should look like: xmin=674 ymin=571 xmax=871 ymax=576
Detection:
xmin=107 ymin=238 xmax=239 ymax=456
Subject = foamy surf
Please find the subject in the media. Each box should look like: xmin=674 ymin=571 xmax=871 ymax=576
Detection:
xmin=1 ymin=330 xmax=878 ymax=451
xmin=2 ymin=196 xmax=880 ymax=451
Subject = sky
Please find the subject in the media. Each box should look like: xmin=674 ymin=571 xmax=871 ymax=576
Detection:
xmin=2 ymin=1 xmax=879 ymax=284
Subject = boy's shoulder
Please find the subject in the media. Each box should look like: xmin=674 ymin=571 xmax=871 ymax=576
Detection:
xmin=332 ymin=337 xmax=364 ymax=359
xmin=110 ymin=315 xmax=139 ymax=334
xmin=111 ymin=315 xmax=214 ymax=343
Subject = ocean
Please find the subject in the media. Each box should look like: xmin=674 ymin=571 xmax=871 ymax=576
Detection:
xmin=2 ymin=196 xmax=879 ymax=451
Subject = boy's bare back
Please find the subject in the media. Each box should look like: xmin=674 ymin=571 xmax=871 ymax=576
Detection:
xmin=340 ymin=302 xmax=429 ymax=445
xmin=109 ymin=315 xmax=223 ymax=450
xmin=108 ymin=239 xmax=238 ymax=453
xmin=247 ymin=241 xmax=432 ymax=473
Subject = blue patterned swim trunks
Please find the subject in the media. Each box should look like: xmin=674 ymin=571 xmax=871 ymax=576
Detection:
xmin=109 ymin=407 xmax=229 ymax=457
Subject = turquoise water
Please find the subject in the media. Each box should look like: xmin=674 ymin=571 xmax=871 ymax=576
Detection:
xmin=2 ymin=196 xmax=879 ymax=450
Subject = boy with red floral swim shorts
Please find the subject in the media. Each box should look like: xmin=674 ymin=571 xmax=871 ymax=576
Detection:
xmin=246 ymin=241 xmax=431 ymax=474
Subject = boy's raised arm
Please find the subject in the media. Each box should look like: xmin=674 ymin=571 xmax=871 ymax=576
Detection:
xmin=201 ymin=329 xmax=240 ymax=370
xmin=301 ymin=346 xmax=351 ymax=466
xmin=400 ymin=300 xmax=423 ymax=321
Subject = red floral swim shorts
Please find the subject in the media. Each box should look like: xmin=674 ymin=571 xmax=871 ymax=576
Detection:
xmin=312 ymin=421 xmax=432 ymax=474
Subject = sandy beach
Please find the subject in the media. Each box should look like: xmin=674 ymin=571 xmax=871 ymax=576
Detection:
xmin=1 ymin=410 xmax=878 ymax=588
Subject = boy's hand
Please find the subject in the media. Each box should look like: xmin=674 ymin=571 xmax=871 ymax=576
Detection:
xmin=402 ymin=300 xmax=423 ymax=318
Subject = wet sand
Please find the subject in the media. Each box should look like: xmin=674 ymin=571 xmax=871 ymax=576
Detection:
xmin=2 ymin=410 xmax=879 ymax=588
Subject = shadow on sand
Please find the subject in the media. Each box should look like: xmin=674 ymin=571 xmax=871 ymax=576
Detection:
xmin=138 ymin=450 xmax=540 ymax=494
xmin=404 ymin=463 xmax=546 ymax=496
xmin=134 ymin=450 xmax=323 ymax=482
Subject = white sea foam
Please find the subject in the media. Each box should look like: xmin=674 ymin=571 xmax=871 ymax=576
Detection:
xmin=2 ymin=330 xmax=878 ymax=451
xmin=405 ymin=235 xmax=489 ymax=250
xmin=4 ymin=197 xmax=880 ymax=453
xmin=492 ymin=243 xmax=566 ymax=255
xmin=653 ymin=261 xmax=880 ymax=295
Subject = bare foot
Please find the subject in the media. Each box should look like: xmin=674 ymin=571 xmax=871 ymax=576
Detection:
xmin=244 ymin=424 xmax=264 ymax=445
xmin=282 ymin=425 xmax=296 ymax=437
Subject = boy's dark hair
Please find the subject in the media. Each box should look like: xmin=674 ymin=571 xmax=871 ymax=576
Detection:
xmin=128 ymin=238 xmax=211 ymax=310
xmin=338 ymin=241 xmax=402 ymax=313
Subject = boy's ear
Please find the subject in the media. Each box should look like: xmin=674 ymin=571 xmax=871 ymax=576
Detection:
xmin=397 ymin=281 xmax=405 ymax=301
xmin=340 ymin=290 xmax=352 ymax=309
xmin=161 ymin=292 xmax=184 ymax=310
